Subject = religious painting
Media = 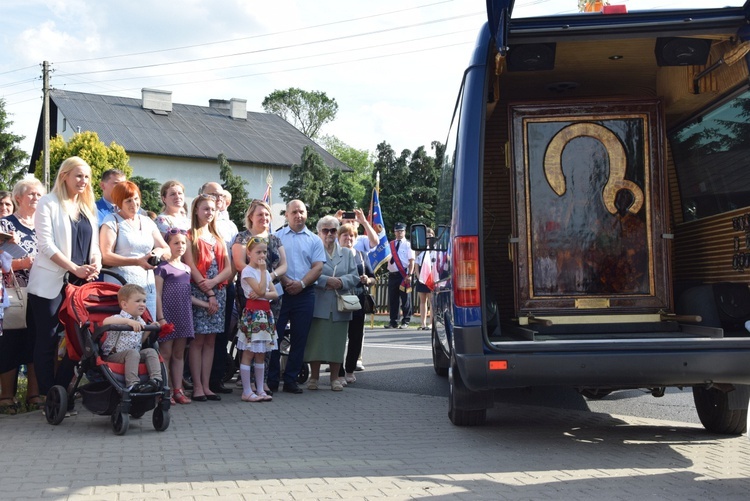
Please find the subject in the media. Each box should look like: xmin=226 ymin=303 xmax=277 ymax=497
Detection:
xmin=509 ymin=100 xmax=671 ymax=315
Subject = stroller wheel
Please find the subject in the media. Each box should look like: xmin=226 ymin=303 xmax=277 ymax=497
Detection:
xmin=297 ymin=363 xmax=310 ymax=384
xmin=153 ymin=406 xmax=170 ymax=432
xmin=111 ymin=404 xmax=130 ymax=435
xmin=45 ymin=385 xmax=68 ymax=425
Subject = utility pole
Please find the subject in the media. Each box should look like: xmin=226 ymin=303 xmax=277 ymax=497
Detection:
xmin=42 ymin=60 xmax=50 ymax=191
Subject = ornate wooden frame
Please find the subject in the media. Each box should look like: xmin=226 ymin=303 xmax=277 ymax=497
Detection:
xmin=508 ymin=99 xmax=671 ymax=317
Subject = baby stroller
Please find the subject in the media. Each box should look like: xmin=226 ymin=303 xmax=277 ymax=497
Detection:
xmin=44 ymin=272 xmax=170 ymax=435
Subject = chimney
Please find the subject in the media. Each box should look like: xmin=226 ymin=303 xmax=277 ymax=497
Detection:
xmin=141 ymin=88 xmax=172 ymax=113
xmin=230 ymin=98 xmax=247 ymax=120
xmin=209 ymin=99 xmax=230 ymax=111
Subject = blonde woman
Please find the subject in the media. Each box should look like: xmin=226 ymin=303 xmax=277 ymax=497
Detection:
xmin=27 ymin=156 xmax=101 ymax=396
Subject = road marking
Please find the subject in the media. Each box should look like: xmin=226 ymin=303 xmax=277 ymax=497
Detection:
xmin=364 ymin=343 xmax=431 ymax=351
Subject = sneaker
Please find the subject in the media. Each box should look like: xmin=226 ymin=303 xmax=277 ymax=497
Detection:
xmin=355 ymin=361 xmax=365 ymax=372
xmin=384 ymin=323 xmax=398 ymax=329
xmin=345 ymin=373 xmax=356 ymax=384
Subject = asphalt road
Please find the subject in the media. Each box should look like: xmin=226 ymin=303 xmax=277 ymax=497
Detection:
xmin=353 ymin=325 xmax=702 ymax=426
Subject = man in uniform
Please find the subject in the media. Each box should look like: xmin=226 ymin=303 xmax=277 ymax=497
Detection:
xmin=385 ymin=222 xmax=415 ymax=329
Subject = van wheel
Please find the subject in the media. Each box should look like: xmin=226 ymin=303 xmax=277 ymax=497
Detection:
xmin=448 ymin=356 xmax=486 ymax=426
xmin=432 ymin=329 xmax=449 ymax=377
xmin=693 ymin=386 xmax=747 ymax=435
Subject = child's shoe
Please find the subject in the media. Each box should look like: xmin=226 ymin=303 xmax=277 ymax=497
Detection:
xmin=241 ymin=393 xmax=262 ymax=402
xmin=258 ymin=391 xmax=272 ymax=402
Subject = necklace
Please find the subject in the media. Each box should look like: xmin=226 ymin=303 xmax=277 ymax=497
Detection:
xmin=14 ymin=211 xmax=34 ymax=228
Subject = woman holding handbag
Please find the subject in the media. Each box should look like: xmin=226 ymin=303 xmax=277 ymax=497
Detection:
xmin=0 ymin=179 xmax=45 ymax=413
xmin=303 ymin=216 xmax=359 ymax=392
xmin=337 ymin=223 xmax=375 ymax=386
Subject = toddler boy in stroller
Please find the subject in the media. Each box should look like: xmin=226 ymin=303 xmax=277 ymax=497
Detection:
xmin=101 ymin=284 xmax=163 ymax=393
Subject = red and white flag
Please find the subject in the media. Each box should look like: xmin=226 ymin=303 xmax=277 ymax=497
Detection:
xmin=419 ymin=252 xmax=436 ymax=291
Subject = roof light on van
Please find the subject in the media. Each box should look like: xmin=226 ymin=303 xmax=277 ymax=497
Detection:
xmin=453 ymin=236 xmax=480 ymax=307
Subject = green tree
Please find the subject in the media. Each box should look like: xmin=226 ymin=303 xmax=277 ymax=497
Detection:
xmin=320 ymin=134 xmax=372 ymax=206
xmin=0 ymin=98 xmax=29 ymax=191
xmin=35 ymin=131 xmax=132 ymax=197
xmin=130 ymin=176 xmax=162 ymax=214
xmin=217 ymin=153 xmax=250 ymax=230
xmin=262 ymin=88 xmax=338 ymax=139
xmin=369 ymin=141 xmax=442 ymax=237
xmin=280 ymin=146 xmax=332 ymax=228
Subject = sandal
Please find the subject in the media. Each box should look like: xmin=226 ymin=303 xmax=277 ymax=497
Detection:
xmin=25 ymin=395 xmax=45 ymax=412
xmin=258 ymin=391 xmax=273 ymax=402
xmin=173 ymin=389 xmax=191 ymax=405
xmin=0 ymin=398 xmax=18 ymax=415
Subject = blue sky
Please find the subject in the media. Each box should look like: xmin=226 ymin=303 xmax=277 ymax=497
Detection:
xmin=0 ymin=0 xmax=744 ymax=162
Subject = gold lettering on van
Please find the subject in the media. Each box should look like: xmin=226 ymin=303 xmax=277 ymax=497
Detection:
xmin=543 ymin=123 xmax=644 ymax=215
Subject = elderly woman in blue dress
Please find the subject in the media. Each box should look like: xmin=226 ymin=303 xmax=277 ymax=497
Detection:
xmin=304 ymin=215 xmax=360 ymax=392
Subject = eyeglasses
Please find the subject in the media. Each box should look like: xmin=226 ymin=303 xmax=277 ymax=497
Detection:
xmin=165 ymin=228 xmax=187 ymax=236
xmin=199 ymin=192 xmax=225 ymax=201
xmin=320 ymin=228 xmax=338 ymax=235
xmin=248 ymin=236 xmax=267 ymax=244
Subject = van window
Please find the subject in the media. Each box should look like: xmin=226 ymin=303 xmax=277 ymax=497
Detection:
xmin=670 ymin=88 xmax=750 ymax=222
xmin=435 ymin=79 xmax=464 ymax=249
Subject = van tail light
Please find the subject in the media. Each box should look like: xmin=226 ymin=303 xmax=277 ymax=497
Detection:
xmin=453 ymin=236 xmax=481 ymax=307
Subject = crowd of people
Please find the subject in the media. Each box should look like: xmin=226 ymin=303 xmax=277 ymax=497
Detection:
xmin=0 ymin=155 xmax=415 ymax=415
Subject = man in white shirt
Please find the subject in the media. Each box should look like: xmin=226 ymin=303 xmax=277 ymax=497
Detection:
xmin=386 ymin=222 xmax=415 ymax=329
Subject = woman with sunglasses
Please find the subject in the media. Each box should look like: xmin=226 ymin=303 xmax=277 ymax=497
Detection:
xmin=303 ymin=216 xmax=359 ymax=392
xmin=183 ymin=194 xmax=233 ymax=401
xmin=231 ymin=199 xmax=287 ymax=394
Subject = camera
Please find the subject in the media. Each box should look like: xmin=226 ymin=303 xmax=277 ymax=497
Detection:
xmin=147 ymin=254 xmax=161 ymax=266
xmin=342 ymin=211 xmax=356 ymax=220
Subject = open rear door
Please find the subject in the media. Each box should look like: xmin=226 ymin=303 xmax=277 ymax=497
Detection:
xmin=486 ymin=0 xmax=516 ymax=55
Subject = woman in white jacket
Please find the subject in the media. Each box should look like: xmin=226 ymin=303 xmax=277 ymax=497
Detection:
xmin=27 ymin=156 xmax=101 ymax=396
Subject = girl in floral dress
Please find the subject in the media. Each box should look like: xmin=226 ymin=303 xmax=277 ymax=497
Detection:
xmin=238 ymin=237 xmax=278 ymax=402
xmin=183 ymin=195 xmax=232 ymax=401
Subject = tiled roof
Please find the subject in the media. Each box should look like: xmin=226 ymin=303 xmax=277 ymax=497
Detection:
xmin=40 ymin=89 xmax=350 ymax=171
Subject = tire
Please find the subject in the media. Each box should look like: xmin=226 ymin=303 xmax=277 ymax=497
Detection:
xmin=153 ymin=407 xmax=170 ymax=432
xmin=111 ymin=404 xmax=130 ymax=435
xmin=44 ymin=385 xmax=68 ymax=426
xmin=222 ymin=340 xmax=239 ymax=383
xmin=432 ymin=329 xmax=449 ymax=377
xmin=297 ymin=363 xmax=310 ymax=384
xmin=448 ymin=356 xmax=486 ymax=426
xmin=693 ymin=386 xmax=747 ymax=435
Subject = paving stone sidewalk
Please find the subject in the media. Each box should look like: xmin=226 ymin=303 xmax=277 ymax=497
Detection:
xmin=1 ymin=383 xmax=749 ymax=500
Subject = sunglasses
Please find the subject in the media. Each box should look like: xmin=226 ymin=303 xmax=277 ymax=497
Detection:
xmin=166 ymin=227 xmax=187 ymax=236
xmin=320 ymin=228 xmax=338 ymax=235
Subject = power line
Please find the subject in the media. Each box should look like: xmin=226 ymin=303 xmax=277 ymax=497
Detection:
xmin=53 ymin=29 xmax=476 ymax=86
xmin=106 ymin=40 xmax=475 ymax=94
xmin=57 ymin=12 xmax=483 ymax=78
xmin=55 ymin=0 xmax=457 ymax=64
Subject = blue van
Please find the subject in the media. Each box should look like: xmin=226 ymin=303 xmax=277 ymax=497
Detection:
xmin=411 ymin=0 xmax=750 ymax=432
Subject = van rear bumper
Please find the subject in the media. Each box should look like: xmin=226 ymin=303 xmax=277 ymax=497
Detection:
xmin=453 ymin=327 xmax=750 ymax=391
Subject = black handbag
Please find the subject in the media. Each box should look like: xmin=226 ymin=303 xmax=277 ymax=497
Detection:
xmin=359 ymin=292 xmax=375 ymax=314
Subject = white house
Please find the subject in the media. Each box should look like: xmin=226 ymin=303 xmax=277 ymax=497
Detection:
xmin=29 ymin=88 xmax=350 ymax=228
